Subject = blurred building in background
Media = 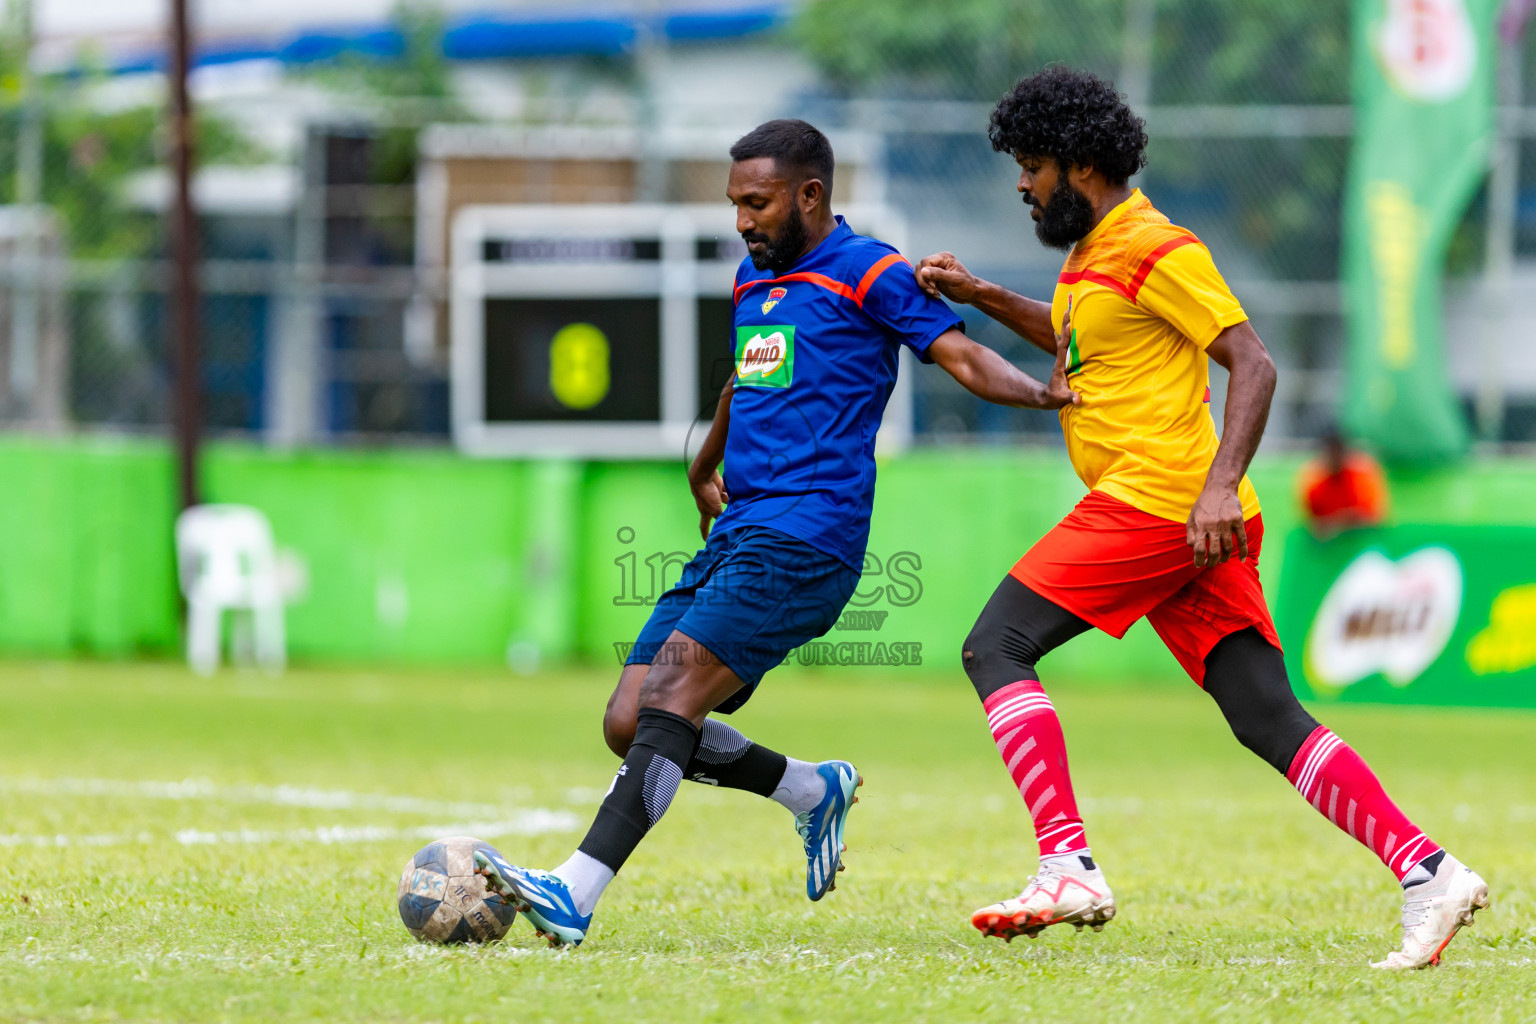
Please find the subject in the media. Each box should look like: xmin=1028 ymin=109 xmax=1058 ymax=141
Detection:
xmin=0 ymin=0 xmax=1531 ymax=448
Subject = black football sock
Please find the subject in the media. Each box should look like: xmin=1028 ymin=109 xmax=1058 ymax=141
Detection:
xmin=576 ymin=707 xmax=700 ymax=874
xmin=686 ymin=718 xmax=788 ymax=797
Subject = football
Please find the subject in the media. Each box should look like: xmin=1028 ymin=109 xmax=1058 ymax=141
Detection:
xmin=396 ymin=836 xmax=518 ymax=943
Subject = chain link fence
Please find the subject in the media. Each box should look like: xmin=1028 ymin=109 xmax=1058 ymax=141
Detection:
xmin=0 ymin=0 xmax=1531 ymax=448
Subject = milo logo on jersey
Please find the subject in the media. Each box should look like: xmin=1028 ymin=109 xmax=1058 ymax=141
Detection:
xmin=735 ymin=325 xmax=795 ymax=388
xmin=1065 ymin=326 xmax=1084 ymax=377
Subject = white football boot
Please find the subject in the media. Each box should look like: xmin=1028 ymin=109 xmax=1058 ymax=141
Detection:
xmin=971 ymin=853 xmax=1116 ymax=942
xmin=1372 ymin=852 xmax=1489 ymax=969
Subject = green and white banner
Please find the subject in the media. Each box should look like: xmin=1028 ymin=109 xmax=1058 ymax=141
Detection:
xmin=1342 ymin=0 xmax=1500 ymax=463
xmin=1277 ymin=526 xmax=1536 ymax=707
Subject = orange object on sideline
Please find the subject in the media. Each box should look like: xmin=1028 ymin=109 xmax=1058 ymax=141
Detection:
xmin=1298 ymin=453 xmax=1389 ymax=530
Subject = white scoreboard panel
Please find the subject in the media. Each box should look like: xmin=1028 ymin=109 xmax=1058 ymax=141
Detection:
xmin=451 ymin=204 xmax=914 ymax=458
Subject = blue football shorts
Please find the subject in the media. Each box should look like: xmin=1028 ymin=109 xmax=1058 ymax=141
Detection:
xmin=625 ymin=524 xmax=861 ymax=712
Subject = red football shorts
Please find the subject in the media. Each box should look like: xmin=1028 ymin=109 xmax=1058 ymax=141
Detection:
xmin=1009 ymin=490 xmax=1281 ymax=686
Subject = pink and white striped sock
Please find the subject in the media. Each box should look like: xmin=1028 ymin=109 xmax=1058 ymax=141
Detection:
xmin=983 ymin=680 xmax=1088 ymax=858
xmin=1286 ymin=725 xmax=1442 ymax=882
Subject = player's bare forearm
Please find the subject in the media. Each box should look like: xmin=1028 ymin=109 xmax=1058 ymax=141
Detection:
xmin=1203 ymin=322 xmax=1275 ymax=493
xmin=927 ymin=329 xmax=1076 ymax=410
xmin=914 ymin=251 xmax=1056 ymax=356
xmin=1186 ymin=321 xmax=1275 ymax=566
xmin=688 ymin=378 xmax=733 ymax=538
xmin=968 ymin=281 xmax=1058 ymax=356
xmin=689 ymin=378 xmax=732 ymax=482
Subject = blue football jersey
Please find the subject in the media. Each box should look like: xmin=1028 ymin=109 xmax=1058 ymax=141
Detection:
xmin=715 ymin=216 xmax=963 ymax=569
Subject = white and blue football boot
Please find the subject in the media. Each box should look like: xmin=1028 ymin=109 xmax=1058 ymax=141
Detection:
xmin=473 ymin=849 xmax=591 ymax=948
xmin=796 ymin=760 xmax=862 ymax=901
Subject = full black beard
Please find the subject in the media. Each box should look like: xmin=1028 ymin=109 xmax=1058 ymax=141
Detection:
xmin=744 ymin=204 xmax=810 ymax=272
xmin=1033 ymin=178 xmax=1096 ymax=251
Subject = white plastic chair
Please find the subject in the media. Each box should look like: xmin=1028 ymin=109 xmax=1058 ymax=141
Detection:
xmin=175 ymin=504 xmax=286 ymax=676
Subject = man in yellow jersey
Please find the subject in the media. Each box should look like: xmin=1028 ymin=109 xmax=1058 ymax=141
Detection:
xmin=915 ymin=66 xmax=1486 ymax=970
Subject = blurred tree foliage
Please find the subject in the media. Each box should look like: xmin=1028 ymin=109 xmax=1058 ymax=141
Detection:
xmin=795 ymin=0 xmax=1348 ymax=103
xmin=795 ymin=0 xmax=1354 ymax=278
xmin=298 ymin=1 xmax=467 ymax=186
xmin=1151 ymin=1 xmax=1349 ymax=104
xmin=796 ymin=0 xmax=1123 ymax=100
xmin=290 ymin=2 xmax=463 ymax=267
xmin=0 ymin=46 xmax=261 ymax=259
xmin=26 ymin=105 xmax=257 ymax=259
xmin=294 ymin=1 xmax=470 ymax=262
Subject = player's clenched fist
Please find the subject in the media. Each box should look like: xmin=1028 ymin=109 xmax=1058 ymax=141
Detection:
xmin=915 ymin=251 xmax=983 ymax=304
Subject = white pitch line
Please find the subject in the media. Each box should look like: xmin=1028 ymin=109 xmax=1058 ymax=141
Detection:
xmin=709 ymin=948 xmax=1534 ymax=970
xmin=18 ymin=778 xmax=1536 ymax=826
xmin=5 ymin=944 xmax=549 ymax=969
xmin=5 ymin=944 xmax=1529 ymax=971
xmin=172 ymin=812 xmax=579 ymax=846
xmin=0 ymin=776 xmax=511 ymax=819
xmin=0 ymin=831 xmax=153 ymax=848
xmin=0 ymin=811 xmax=578 ymax=849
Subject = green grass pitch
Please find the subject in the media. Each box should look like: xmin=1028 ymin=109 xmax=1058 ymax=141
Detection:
xmin=1 ymin=661 xmax=1532 ymax=1022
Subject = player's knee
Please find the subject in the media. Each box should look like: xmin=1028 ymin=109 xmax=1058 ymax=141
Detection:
xmin=960 ymin=623 xmax=988 ymax=694
xmin=636 ymin=662 xmax=694 ymax=718
xmin=1223 ymin=712 xmax=1283 ymax=769
xmin=603 ymin=665 xmax=645 ymax=757
xmin=1204 ymin=627 xmax=1319 ymax=773
xmin=1243 ymin=702 xmax=1319 ymax=773
xmin=961 ymin=622 xmax=1037 ymax=702
xmin=602 ymin=698 xmax=636 ymax=758
xmin=963 ymin=579 xmax=1087 ymax=703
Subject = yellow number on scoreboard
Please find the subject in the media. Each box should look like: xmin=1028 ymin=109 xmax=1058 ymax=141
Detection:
xmin=548 ymin=322 xmax=611 ymax=410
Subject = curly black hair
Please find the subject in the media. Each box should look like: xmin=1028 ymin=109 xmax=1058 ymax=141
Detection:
xmin=988 ymin=66 xmax=1147 ymax=185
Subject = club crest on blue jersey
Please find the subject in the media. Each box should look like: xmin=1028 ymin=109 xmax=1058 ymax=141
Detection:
xmin=761 ymin=286 xmax=788 ymax=314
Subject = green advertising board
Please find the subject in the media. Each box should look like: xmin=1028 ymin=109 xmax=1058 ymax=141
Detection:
xmin=1341 ymin=0 xmax=1499 ymax=462
xmin=1276 ymin=526 xmax=1536 ymax=707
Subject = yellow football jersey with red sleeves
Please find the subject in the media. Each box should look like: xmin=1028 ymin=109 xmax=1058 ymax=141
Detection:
xmin=1050 ymin=189 xmax=1261 ymax=523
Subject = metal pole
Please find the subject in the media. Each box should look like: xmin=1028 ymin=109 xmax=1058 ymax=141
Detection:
xmin=9 ymin=0 xmax=41 ymax=410
xmin=1477 ymin=38 xmax=1523 ymax=442
xmin=268 ymin=126 xmax=324 ymax=445
xmin=635 ymin=0 xmax=668 ymax=202
xmin=169 ymin=0 xmax=200 ymax=508
xmin=1120 ymin=0 xmax=1157 ymax=112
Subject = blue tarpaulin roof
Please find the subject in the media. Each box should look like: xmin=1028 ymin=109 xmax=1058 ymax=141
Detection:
xmin=110 ymin=4 xmax=789 ymax=74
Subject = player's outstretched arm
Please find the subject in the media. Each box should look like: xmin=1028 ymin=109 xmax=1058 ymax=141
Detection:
xmin=915 ymin=251 xmax=1057 ymax=356
xmin=928 ymin=323 xmax=1078 ymax=411
xmin=688 ymin=377 xmax=733 ymax=539
xmin=1186 ymin=321 xmax=1277 ymax=567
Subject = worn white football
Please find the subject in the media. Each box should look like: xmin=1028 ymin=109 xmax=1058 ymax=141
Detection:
xmin=396 ymin=836 xmax=517 ymax=943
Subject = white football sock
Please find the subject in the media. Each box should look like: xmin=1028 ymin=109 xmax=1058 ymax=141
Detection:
xmin=551 ymin=850 xmax=614 ymax=917
xmin=1042 ymin=847 xmax=1097 ymax=874
xmin=770 ymin=758 xmax=826 ymax=815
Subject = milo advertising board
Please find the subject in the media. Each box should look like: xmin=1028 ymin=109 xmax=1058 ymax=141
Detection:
xmin=1276 ymin=526 xmax=1536 ymax=707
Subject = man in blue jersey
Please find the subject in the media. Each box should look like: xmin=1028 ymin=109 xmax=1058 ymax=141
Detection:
xmin=476 ymin=120 xmax=1077 ymax=947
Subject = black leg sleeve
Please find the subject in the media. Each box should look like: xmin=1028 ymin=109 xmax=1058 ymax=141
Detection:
xmin=685 ymin=718 xmax=787 ymax=797
xmin=577 ymin=707 xmax=701 ymax=873
xmin=1202 ymin=627 xmax=1321 ymax=774
xmin=961 ymin=576 xmax=1092 ymax=702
